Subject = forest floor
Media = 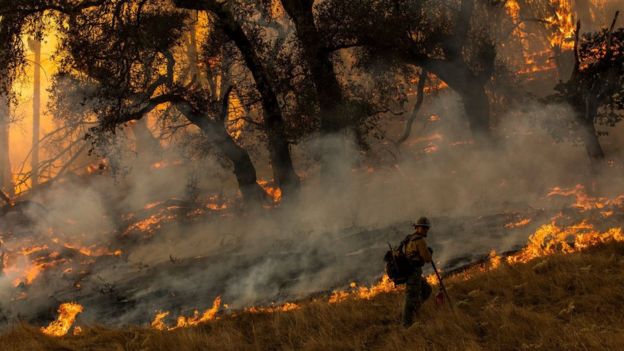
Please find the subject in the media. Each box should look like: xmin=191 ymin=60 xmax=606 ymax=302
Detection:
xmin=1 ymin=241 xmax=623 ymax=351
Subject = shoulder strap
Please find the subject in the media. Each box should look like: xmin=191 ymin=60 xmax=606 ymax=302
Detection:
xmin=399 ymin=235 xmax=422 ymax=253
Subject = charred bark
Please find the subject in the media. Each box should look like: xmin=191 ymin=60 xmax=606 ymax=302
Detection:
xmin=174 ymin=0 xmax=300 ymax=197
xmin=29 ymin=37 xmax=41 ymax=189
xmin=576 ymin=97 xmax=605 ymax=163
xmin=280 ymin=0 xmax=344 ymax=134
xmin=426 ymin=60 xmax=492 ymax=143
xmin=0 ymin=94 xmax=14 ymax=197
xmin=174 ymin=101 xmax=266 ymax=205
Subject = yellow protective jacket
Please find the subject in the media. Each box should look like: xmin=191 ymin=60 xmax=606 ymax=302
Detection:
xmin=403 ymin=234 xmax=432 ymax=264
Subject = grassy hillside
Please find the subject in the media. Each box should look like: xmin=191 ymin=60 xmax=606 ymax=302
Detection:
xmin=2 ymin=242 xmax=624 ymax=351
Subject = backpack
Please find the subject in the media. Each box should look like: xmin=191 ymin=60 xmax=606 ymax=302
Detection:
xmin=384 ymin=239 xmax=413 ymax=285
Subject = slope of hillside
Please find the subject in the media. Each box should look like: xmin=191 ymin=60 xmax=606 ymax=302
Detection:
xmin=2 ymin=241 xmax=623 ymax=351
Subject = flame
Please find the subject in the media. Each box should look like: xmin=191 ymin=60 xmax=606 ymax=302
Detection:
xmin=547 ymin=184 xmax=624 ymax=211
xmin=206 ymin=195 xmax=229 ymax=211
xmin=123 ymin=213 xmax=175 ymax=236
xmin=150 ymin=311 xmax=170 ymax=331
xmin=257 ymin=180 xmax=282 ymax=204
xmin=151 ymin=296 xmax=222 ymax=331
xmin=545 ymin=0 xmax=576 ymax=50
xmin=41 ymin=302 xmax=84 ymax=337
xmin=63 ymin=243 xmax=122 ymax=257
xmin=150 ymin=160 xmax=183 ymax=170
xmin=425 ymin=273 xmax=438 ymax=286
xmin=4 ymin=259 xmax=51 ymax=287
xmin=505 ymin=218 xmax=531 ymax=229
xmin=507 ymin=221 xmax=623 ymax=264
xmin=329 ymin=275 xmax=397 ymax=304
xmin=488 ymin=250 xmax=502 ymax=270
xmin=505 ymin=0 xmax=532 ymax=67
xmin=244 ymin=302 xmax=301 ymax=314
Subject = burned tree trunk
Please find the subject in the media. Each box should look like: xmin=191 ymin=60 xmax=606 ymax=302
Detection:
xmin=0 ymin=94 xmax=14 ymax=197
xmin=174 ymin=100 xmax=266 ymax=205
xmin=574 ymin=96 xmax=605 ymax=163
xmin=426 ymin=60 xmax=492 ymax=143
xmin=174 ymin=0 xmax=300 ymax=197
xmin=29 ymin=37 xmax=41 ymax=189
xmin=280 ymin=0 xmax=354 ymax=179
xmin=198 ymin=118 xmax=266 ymax=204
xmin=280 ymin=0 xmax=344 ymax=134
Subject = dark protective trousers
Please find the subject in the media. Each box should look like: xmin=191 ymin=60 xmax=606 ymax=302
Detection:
xmin=402 ymin=266 xmax=432 ymax=327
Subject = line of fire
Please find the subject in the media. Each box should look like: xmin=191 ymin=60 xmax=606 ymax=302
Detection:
xmin=0 ymin=0 xmax=623 ymax=349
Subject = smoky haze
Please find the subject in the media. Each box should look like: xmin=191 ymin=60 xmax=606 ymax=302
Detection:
xmin=1 ymin=0 xmax=623 ymax=328
xmin=1 ymin=88 xmax=622 ymax=327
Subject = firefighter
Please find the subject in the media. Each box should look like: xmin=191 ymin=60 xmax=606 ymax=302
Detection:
xmin=402 ymin=216 xmax=433 ymax=327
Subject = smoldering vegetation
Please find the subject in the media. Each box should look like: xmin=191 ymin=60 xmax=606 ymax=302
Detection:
xmin=0 ymin=0 xmax=623 ymax=335
xmin=3 ymin=237 xmax=624 ymax=351
xmin=1 ymin=89 xmax=622 ymax=328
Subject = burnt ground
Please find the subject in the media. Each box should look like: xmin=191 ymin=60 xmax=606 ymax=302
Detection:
xmin=1 ymin=197 xmax=622 ymax=328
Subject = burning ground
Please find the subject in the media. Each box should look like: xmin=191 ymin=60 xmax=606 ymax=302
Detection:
xmin=0 ymin=161 xmax=623 ymax=338
xmin=1 ymin=227 xmax=623 ymax=350
xmin=0 ymin=0 xmax=624 ymax=346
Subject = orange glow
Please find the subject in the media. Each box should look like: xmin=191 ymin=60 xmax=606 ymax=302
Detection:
xmin=507 ymin=221 xmax=623 ymax=264
xmin=505 ymin=218 xmax=531 ymax=229
xmin=151 ymin=160 xmax=183 ymax=170
xmin=152 ymin=296 xmax=222 ymax=331
xmin=488 ymin=250 xmax=502 ymax=270
xmin=547 ymin=184 xmax=624 ymax=211
xmin=62 ymin=243 xmax=122 ymax=257
xmin=329 ymin=275 xmax=398 ymax=304
xmin=41 ymin=302 xmax=84 ymax=337
xmin=257 ymin=180 xmax=282 ymax=204
xmin=244 ymin=302 xmax=301 ymax=314
xmin=545 ymin=0 xmax=576 ymax=50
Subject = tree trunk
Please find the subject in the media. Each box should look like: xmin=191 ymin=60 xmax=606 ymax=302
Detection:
xmin=212 ymin=123 xmax=266 ymax=204
xmin=280 ymin=1 xmax=355 ymax=180
xmin=174 ymin=0 xmax=300 ymax=198
xmin=280 ymin=0 xmax=344 ymax=133
xmin=175 ymin=102 xmax=266 ymax=204
xmin=30 ymin=37 xmax=41 ymax=189
xmin=0 ymin=94 xmax=14 ymax=196
xmin=578 ymin=98 xmax=605 ymax=164
xmin=457 ymin=84 xmax=492 ymax=143
xmin=426 ymin=60 xmax=492 ymax=144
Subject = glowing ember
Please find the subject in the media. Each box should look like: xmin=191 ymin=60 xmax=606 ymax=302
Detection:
xmin=150 ymin=160 xmax=183 ymax=170
xmin=505 ymin=218 xmax=531 ymax=229
xmin=426 ymin=273 xmax=438 ymax=287
xmin=63 ymin=243 xmax=122 ymax=257
xmin=257 ymin=180 xmax=282 ymax=204
xmin=245 ymin=302 xmax=301 ymax=314
xmin=41 ymin=302 xmax=84 ymax=337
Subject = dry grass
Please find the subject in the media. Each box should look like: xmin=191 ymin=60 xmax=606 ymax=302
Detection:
xmin=2 ymin=242 xmax=624 ymax=351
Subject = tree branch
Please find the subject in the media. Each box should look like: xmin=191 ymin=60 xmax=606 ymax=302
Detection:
xmin=396 ymin=69 xmax=427 ymax=145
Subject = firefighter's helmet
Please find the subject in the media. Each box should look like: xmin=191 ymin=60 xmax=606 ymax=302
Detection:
xmin=414 ymin=216 xmax=431 ymax=228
